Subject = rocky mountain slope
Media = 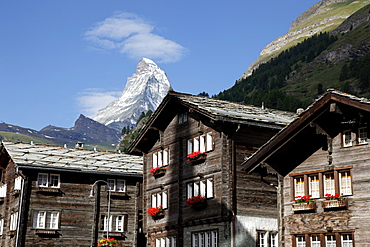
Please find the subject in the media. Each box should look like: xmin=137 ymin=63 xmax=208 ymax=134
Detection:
xmin=93 ymin=58 xmax=171 ymax=131
xmin=240 ymin=0 xmax=370 ymax=79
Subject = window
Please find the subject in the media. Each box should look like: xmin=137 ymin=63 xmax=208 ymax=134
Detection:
xmin=309 ymin=175 xmax=320 ymax=198
xmin=192 ymin=230 xmax=218 ymax=247
xmin=326 ymin=235 xmax=336 ymax=247
xmin=342 ymin=127 xmax=368 ymax=147
xmin=0 ymin=218 xmax=3 ymax=235
xmin=187 ymin=132 xmax=213 ymax=154
xmin=324 ymin=173 xmax=335 ymax=195
xmin=178 ymin=112 xmax=188 ymax=124
xmin=0 ymin=184 xmax=7 ymax=198
xmin=257 ymin=231 xmax=267 ymax=247
xmin=187 ymin=178 xmax=213 ymax=199
xmin=37 ymin=173 xmax=60 ymax=188
xmin=294 ymin=177 xmax=305 ymax=198
xmin=153 ymin=148 xmax=169 ymax=168
xmin=33 ymin=211 xmax=59 ymax=229
xmin=156 ymin=236 xmax=176 ymax=247
xmin=152 ymin=191 xmax=168 ymax=209
xmin=257 ymin=231 xmax=278 ymax=247
xmin=358 ymin=127 xmax=367 ymax=144
xmin=270 ymin=232 xmax=278 ymax=247
xmin=107 ymin=179 xmax=126 ymax=192
xmin=339 ymin=171 xmax=352 ymax=195
xmin=343 ymin=130 xmax=352 ymax=147
xmin=100 ymin=214 xmax=126 ymax=232
xmin=10 ymin=212 xmax=18 ymax=231
xmin=342 ymin=234 xmax=353 ymax=247
xmin=296 ymin=235 xmax=306 ymax=247
xmin=311 ymin=235 xmax=320 ymax=247
xmin=14 ymin=176 xmax=23 ymax=191
xmin=292 ymin=168 xmax=352 ymax=201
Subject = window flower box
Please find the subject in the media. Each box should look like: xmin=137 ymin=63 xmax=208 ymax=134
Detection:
xmin=146 ymin=206 xmax=165 ymax=220
xmin=187 ymin=151 xmax=207 ymax=164
xmin=322 ymin=198 xmax=348 ymax=209
xmin=186 ymin=195 xmax=207 ymax=210
xmin=292 ymin=202 xmax=316 ymax=211
xmin=98 ymin=237 xmax=119 ymax=247
xmin=150 ymin=166 xmax=167 ymax=178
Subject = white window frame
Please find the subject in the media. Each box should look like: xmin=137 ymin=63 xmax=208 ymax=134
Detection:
xmin=294 ymin=177 xmax=305 ymax=197
xmin=192 ymin=230 xmax=218 ymax=247
xmin=343 ymin=130 xmax=353 ymax=147
xmin=151 ymin=191 xmax=168 ymax=209
xmin=107 ymin=179 xmax=126 ymax=192
xmin=339 ymin=171 xmax=352 ymax=196
xmin=296 ymin=235 xmax=306 ymax=247
xmin=187 ymin=132 xmax=213 ymax=155
xmin=326 ymin=235 xmax=336 ymax=247
xmin=152 ymin=148 xmax=170 ymax=168
xmin=156 ymin=236 xmax=177 ymax=247
xmin=342 ymin=234 xmax=353 ymax=247
xmin=10 ymin=212 xmax=18 ymax=231
xmin=324 ymin=173 xmax=335 ymax=195
xmin=187 ymin=178 xmax=213 ymax=199
xmin=100 ymin=214 xmax=125 ymax=232
xmin=37 ymin=173 xmax=60 ymax=188
xmin=33 ymin=211 xmax=59 ymax=229
xmin=311 ymin=235 xmax=320 ymax=247
xmin=309 ymin=175 xmax=320 ymax=198
xmin=358 ymin=127 xmax=367 ymax=144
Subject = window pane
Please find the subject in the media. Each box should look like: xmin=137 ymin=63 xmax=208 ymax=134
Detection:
xmin=343 ymin=130 xmax=352 ymax=147
xmin=194 ymin=137 xmax=200 ymax=152
xmin=117 ymin=180 xmax=126 ymax=192
xmin=153 ymin=152 xmax=158 ymax=168
xmin=206 ymin=132 xmax=213 ymax=152
xmin=200 ymin=135 xmax=206 ymax=153
xmin=188 ymin=140 xmax=193 ymax=155
xmin=257 ymin=232 xmax=266 ymax=247
xmin=162 ymin=192 xmax=168 ymax=209
xmin=38 ymin=173 xmax=48 ymax=187
xmin=194 ymin=182 xmax=200 ymax=196
xmin=163 ymin=148 xmax=169 ymax=166
xmin=200 ymin=180 xmax=206 ymax=197
xmin=207 ymin=179 xmax=213 ymax=198
xmin=152 ymin=194 xmax=157 ymax=208
xmin=158 ymin=151 xmax=163 ymax=166
xmin=342 ymin=234 xmax=353 ymax=247
xmin=36 ymin=211 xmax=46 ymax=228
xmin=294 ymin=177 xmax=305 ymax=197
xmin=296 ymin=236 xmax=305 ymax=247
xmin=270 ymin=233 xmax=278 ymax=247
xmin=49 ymin=174 xmax=60 ymax=188
xmin=340 ymin=171 xmax=352 ymax=195
xmin=324 ymin=173 xmax=335 ymax=195
xmin=309 ymin=175 xmax=320 ymax=198
xmin=187 ymin=183 xmax=193 ymax=199
xmin=311 ymin=235 xmax=320 ymax=247
xmin=326 ymin=235 xmax=336 ymax=247
xmin=107 ymin=179 xmax=115 ymax=191
xmin=358 ymin=127 xmax=367 ymax=144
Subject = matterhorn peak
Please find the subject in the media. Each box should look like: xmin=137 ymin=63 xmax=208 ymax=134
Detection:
xmin=92 ymin=58 xmax=171 ymax=131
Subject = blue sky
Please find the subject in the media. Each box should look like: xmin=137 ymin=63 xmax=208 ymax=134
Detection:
xmin=0 ymin=0 xmax=318 ymax=130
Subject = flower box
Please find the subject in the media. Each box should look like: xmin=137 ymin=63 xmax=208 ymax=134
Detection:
xmin=187 ymin=152 xmax=207 ymax=164
xmin=146 ymin=205 xmax=165 ymax=220
xmin=150 ymin=166 xmax=167 ymax=178
xmin=322 ymin=198 xmax=348 ymax=209
xmin=98 ymin=237 xmax=119 ymax=246
xmin=186 ymin=195 xmax=207 ymax=210
xmin=292 ymin=201 xmax=316 ymax=212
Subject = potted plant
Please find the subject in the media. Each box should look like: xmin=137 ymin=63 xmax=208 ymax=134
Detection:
xmin=98 ymin=237 xmax=119 ymax=246
xmin=186 ymin=195 xmax=207 ymax=209
xmin=186 ymin=151 xmax=207 ymax=163
xmin=322 ymin=193 xmax=347 ymax=209
xmin=146 ymin=205 xmax=165 ymax=219
xmin=150 ymin=165 xmax=167 ymax=178
xmin=292 ymin=195 xmax=315 ymax=211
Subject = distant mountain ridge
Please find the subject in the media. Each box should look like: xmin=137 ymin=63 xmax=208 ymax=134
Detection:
xmin=93 ymin=58 xmax=171 ymax=131
xmin=240 ymin=0 xmax=370 ymax=79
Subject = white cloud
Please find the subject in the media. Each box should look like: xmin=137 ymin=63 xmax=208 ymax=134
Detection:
xmin=77 ymin=89 xmax=121 ymax=117
xmin=84 ymin=12 xmax=185 ymax=63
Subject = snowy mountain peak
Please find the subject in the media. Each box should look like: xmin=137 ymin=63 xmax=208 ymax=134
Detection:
xmin=92 ymin=58 xmax=171 ymax=131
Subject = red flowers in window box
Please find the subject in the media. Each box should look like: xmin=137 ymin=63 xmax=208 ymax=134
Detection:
xmin=186 ymin=195 xmax=206 ymax=209
xmin=186 ymin=151 xmax=207 ymax=162
xmin=294 ymin=195 xmax=313 ymax=203
xmin=146 ymin=205 xmax=164 ymax=217
xmin=98 ymin=237 xmax=119 ymax=246
xmin=324 ymin=193 xmax=343 ymax=200
xmin=150 ymin=166 xmax=167 ymax=177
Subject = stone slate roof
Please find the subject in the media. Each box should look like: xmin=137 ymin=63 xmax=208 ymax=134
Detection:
xmin=2 ymin=141 xmax=142 ymax=176
xmin=174 ymin=92 xmax=296 ymax=126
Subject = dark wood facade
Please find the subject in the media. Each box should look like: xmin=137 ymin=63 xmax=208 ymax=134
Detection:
xmin=243 ymin=90 xmax=370 ymax=247
xmin=0 ymin=141 xmax=143 ymax=247
xmin=129 ymin=91 xmax=295 ymax=246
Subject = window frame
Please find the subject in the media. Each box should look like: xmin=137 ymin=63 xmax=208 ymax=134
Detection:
xmin=152 ymin=148 xmax=170 ymax=168
xmin=155 ymin=236 xmax=177 ymax=247
xmin=33 ymin=210 xmax=60 ymax=230
xmin=10 ymin=212 xmax=18 ymax=231
xmin=151 ymin=191 xmax=168 ymax=209
xmin=107 ymin=179 xmax=126 ymax=192
xmin=187 ymin=132 xmax=214 ymax=155
xmin=292 ymin=232 xmax=354 ymax=247
xmin=187 ymin=177 xmax=214 ymax=199
xmin=100 ymin=214 xmax=127 ymax=232
xmin=37 ymin=173 xmax=60 ymax=188
xmin=192 ymin=229 xmax=218 ymax=247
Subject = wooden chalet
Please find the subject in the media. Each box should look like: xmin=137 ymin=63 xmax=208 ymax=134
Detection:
xmin=128 ymin=91 xmax=295 ymax=247
xmin=0 ymin=141 xmax=143 ymax=247
xmin=243 ymin=89 xmax=370 ymax=247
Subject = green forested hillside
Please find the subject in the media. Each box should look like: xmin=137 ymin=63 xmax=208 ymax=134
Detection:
xmin=216 ymin=4 xmax=370 ymax=111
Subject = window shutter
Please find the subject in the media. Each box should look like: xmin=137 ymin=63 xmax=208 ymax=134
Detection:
xmin=153 ymin=153 xmax=158 ymax=168
xmin=14 ymin=176 xmax=22 ymax=191
xmin=194 ymin=182 xmax=200 ymax=196
xmin=187 ymin=183 xmax=193 ymax=199
xmin=200 ymin=135 xmax=206 ymax=153
xmin=158 ymin=151 xmax=163 ymax=166
xmin=162 ymin=191 xmax=168 ymax=209
xmin=152 ymin=194 xmax=157 ymax=208
xmin=187 ymin=139 xmax=193 ymax=155
xmin=200 ymin=180 xmax=206 ymax=197
xmin=207 ymin=178 xmax=213 ymax=198
xmin=163 ymin=148 xmax=168 ymax=166
xmin=194 ymin=136 xmax=200 ymax=152
xmin=157 ymin=193 xmax=162 ymax=208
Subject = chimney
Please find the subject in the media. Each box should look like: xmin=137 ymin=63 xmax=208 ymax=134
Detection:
xmin=75 ymin=142 xmax=84 ymax=149
xmin=261 ymin=102 xmax=265 ymax=110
